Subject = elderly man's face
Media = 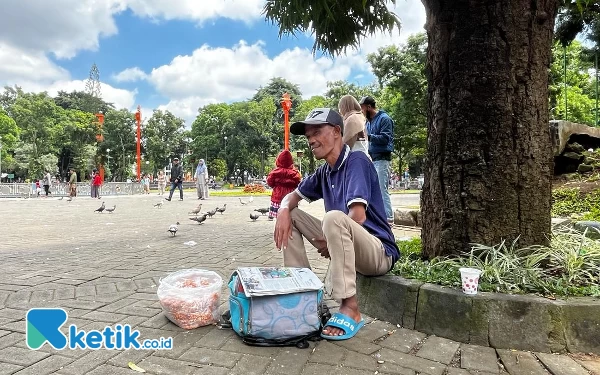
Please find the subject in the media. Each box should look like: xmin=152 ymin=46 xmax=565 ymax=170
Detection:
xmin=304 ymin=125 xmax=340 ymax=160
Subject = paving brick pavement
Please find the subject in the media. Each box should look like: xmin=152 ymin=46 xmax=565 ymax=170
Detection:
xmin=0 ymin=193 xmax=597 ymax=374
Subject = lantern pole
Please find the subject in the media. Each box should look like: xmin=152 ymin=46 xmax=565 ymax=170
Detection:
xmin=281 ymin=93 xmax=292 ymax=150
xmin=136 ymin=106 xmax=142 ymax=181
xmin=95 ymin=112 xmax=105 ymax=181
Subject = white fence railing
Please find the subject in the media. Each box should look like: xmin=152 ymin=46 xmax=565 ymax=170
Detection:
xmin=0 ymin=182 xmax=144 ymax=198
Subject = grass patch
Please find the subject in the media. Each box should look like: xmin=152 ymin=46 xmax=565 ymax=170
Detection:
xmin=391 ymin=229 xmax=600 ymax=298
xmin=153 ymin=188 xmax=272 ymax=197
xmin=552 ymin=187 xmax=600 ymax=220
xmin=390 ymin=190 xmax=421 ymax=194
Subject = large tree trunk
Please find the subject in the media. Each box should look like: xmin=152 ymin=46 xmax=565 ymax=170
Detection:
xmin=420 ymin=0 xmax=558 ymax=258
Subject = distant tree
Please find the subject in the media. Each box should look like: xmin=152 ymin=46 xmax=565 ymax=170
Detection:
xmin=368 ymin=33 xmax=428 ymax=175
xmin=549 ymin=41 xmax=596 ymax=125
xmin=252 ymin=77 xmax=303 ymax=123
xmin=54 ymin=90 xmax=114 ymax=114
xmin=324 ymin=80 xmax=380 ymax=108
xmin=144 ymin=110 xmax=186 ymax=174
xmin=100 ymin=109 xmax=137 ymax=181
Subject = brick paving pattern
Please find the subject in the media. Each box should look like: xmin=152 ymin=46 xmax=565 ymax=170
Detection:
xmin=0 ymin=193 xmax=597 ymax=374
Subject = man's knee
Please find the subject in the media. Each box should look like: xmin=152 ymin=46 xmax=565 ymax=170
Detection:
xmin=322 ymin=210 xmax=348 ymax=230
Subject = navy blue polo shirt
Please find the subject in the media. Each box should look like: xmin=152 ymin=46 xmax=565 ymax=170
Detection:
xmin=296 ymin=145 xmax=400 ymax=263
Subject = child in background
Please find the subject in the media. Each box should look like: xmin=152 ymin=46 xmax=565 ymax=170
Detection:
xmin=92 ymin=170 xmax=102 ymax=199
xmin=157 ymin=170 xmax=166 ymax=195
xmin=142 ymin=174 xmax=151 ymax=194
xmin=266 ymin=150 xmax=301 ymax=220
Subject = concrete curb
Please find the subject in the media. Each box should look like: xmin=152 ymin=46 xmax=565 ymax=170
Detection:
xmin=357 ymin=274 xmax=600 ymax=354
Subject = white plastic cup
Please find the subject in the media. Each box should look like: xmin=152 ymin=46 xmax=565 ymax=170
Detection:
xmin=459 ymin=268 xmax=482 ymax=295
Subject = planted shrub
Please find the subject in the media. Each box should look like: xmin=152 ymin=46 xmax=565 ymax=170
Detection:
xmin=392 ymin=228 xmax=600 ymax=297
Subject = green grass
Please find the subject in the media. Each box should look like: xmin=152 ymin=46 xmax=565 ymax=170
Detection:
xmin=552 ymin=187 xmax=600 ymax=220
xmin=391 ymin=230 xmax=600 ymax=298
xmin=153 ymin=187 xmax=272 ymax=197
xmin=390 ymin=190 xmax=421 ymax=194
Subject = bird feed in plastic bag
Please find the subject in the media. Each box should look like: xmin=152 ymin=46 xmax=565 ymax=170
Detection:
xmin=157 ymin=269 xmax=222 ymax=329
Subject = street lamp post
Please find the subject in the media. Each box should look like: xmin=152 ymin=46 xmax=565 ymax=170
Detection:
xmin=281 ymin=93 xmax=292 ymax=150
xmin=224 ymin=136 xmax=228 ymax=180
xmin=106 ymin=149 xmax=111 ymax=182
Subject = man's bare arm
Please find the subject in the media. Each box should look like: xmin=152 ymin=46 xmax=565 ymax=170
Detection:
xmin=279 ymin=190 xmax=302 ymax=211
xmin=348 ymin=202 xmax=367 ymax=225
xmin=274 ymin=190 xmax=303 ymax=249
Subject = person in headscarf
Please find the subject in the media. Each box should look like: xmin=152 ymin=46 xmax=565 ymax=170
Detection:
xmin=338 ymin=95 xmax=370 ymax=158
xmin=194 ymin=159 xmax=209 ymax=200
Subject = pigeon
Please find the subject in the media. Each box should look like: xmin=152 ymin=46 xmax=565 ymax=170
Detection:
xmin=189 ymin=214 xmax=208 ymax=224
xmin=248 ymin=195 xmax=254 ymax=203
xmin=254 ymin=208 xmax=269 ymax=215
xmin=95 ymin=202 xmax=106 ymax=213
xmin=168 ymin=222 xmax=180 ymax=236
xmin=58 ymin=196 xmax=64 ymax=200
xmin=205 ymin=208 xmax=217 ymax=218
xmin=250 ymin=212 xmax=259 ymax=221
xmin=105 ymin=205 xmax=116 ymax=213
xmin=239 ymin=198 xmax=248 ymax=205
xmin=153 ymin=202 xmax=163 ymax=209
xmin=189 ymin=204 xmax=202 ymax=215
xmin=216 ymin=203 xmax=227 ymax=214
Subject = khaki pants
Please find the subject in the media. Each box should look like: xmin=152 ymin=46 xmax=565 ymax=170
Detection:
xmin=284 ymin=209 xmax=392 ymax=301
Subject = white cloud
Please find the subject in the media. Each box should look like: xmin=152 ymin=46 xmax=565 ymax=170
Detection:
xmin=124 ymin=0 xmax=264 ymax=24
xmin=18 ymin=80 xmax=137 ymax=111
xmin=140 ymin=40 xmax=353 ymax=124
xmin=157 ymin=97 xmax=219 ymax=125
xmin=0 ymin=43 xmax=70 ymax=84
xmin=112 ymin=67 xmax=148 ymax=83
xmin=0 ymin=0 xmax=425 ymax=126
xmin=148 ymin=41 xmax=352 ymax=101
xmin=0 ymin=0 xmax=124 ymax=59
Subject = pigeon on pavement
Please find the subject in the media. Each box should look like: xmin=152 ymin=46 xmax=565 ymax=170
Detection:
xmin=154 ymin=202 xmax=163 ymax=209
xmin=105 ymin=205 xmax=116 ymax=213
xmin=205 ymin=208 xmax=217 ymax=218
xmin=95 ymin=202 xmax=106 ymax=213
xmin=250 ymin=213 xmax=259 ymax=221
xmin=239 ymin=198 xmax=248 ymax=205
xmin=254 ymin=208 xmax=269 ymax=215
xmin=189 ymin=214 xmax=208 ymax=224
xmin=189 ymin=204 xmax=202 ymax=215
xmin=216 ymin=204 xmax=227 ymax=214
xmin=168 ymin=222 xmax=180 ymax=236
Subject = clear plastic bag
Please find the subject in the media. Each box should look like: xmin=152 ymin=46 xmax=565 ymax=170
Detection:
xmin=157 ymin=269 xmax=222 ymax=329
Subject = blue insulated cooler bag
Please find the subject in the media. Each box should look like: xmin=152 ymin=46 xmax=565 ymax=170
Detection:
xmin=226 ymin=268 xmax=329 ymax=348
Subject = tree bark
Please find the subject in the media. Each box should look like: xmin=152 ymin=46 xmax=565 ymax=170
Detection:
xmin=420 ymin=0 xmax=558 ymax=258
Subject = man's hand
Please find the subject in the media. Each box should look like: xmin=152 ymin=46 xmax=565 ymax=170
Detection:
xmin=274 ymin=208 xmax=293 ymax=250
xmin=311 ymin=236 xmax=330 ymax=259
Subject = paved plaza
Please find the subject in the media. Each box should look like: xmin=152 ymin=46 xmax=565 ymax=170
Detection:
xmin=0 ymin=193 xmax=598 ymax=374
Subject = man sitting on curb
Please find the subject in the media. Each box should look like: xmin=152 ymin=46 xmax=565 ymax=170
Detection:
xmin=274 ymin=108 xmax=400 ymax=341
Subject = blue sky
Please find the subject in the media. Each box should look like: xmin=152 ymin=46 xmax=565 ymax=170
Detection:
xmin=0 ymin=0 xmax=426 ymax=124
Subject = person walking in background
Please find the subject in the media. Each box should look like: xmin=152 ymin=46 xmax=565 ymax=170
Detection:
xmin=266 ymin=150 xmax=301 ymax=220
xmin=166 ymin=157 xmax=183 ymax=201
xmin=67 ymin=168 xmax=77 ymax=201
xmin=360 ymin=96 xmax=394 ymax=224
xmin=157 ymin=170 xmax=166 ymax=195
xmin=43 ymin=169 xmax=52 ymax=197
xmin=338 ymin=95 xmax=370 ymax=158
xmin=194 ymin=159 xmax=209 ymax=200
xmin=91 ymin=169 xmax=102 ymax=199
